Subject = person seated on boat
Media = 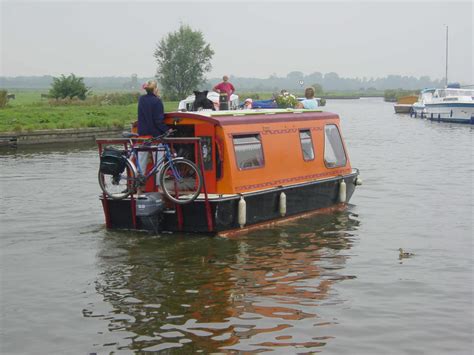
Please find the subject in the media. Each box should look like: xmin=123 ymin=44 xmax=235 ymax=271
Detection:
xmin=243 ymin=98 xmax=253 ymax=109
xmin=297 ymin=87 xmax=319 ymax=109
xmin=212 ymin=97 xmax=220 ymax=111
xmin=213 ymin=75 xmax=235 ymax=102
xmin=137 ymin=80 xmax=170 ymax=177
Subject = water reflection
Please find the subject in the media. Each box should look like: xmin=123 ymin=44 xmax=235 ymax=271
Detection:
xmin=87 ymin=210 xmax=360 ymax=353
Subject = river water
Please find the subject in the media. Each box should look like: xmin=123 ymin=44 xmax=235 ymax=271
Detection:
xmin=1 ymin=98 xmax=472 ymax=354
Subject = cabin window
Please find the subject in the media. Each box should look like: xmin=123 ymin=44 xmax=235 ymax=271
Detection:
xmin=215 ymin=142 xmax=223 ymax=180
xmin=324 ymin=125 xmax=347 ymax=168
xmin=299 ymin=129 xmax=315 ymax=161
xmin=200 ymin=136 xmax=213 ymax=171
xmin=233 ymin=134 xmax=264 ymax=170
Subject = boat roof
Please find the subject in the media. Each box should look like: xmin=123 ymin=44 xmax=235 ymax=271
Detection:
xmin=165 ymin=109 xmax=339 ymax=126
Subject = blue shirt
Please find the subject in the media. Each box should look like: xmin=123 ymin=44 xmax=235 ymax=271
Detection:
xmin=137 ymin=93 xmax=168 ymax=136
xmin=301 ymin=98 xmax=318 ymax=109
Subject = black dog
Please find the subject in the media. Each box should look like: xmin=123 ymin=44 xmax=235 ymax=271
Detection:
xmin=192 ymin=90 xmax=215 ymax=111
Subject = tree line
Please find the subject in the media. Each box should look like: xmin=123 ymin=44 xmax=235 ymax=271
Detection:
xmin=0 ymin=72 xmax=444 ymax=92
xmin=0 ymin=24 xmax=445 ymax=99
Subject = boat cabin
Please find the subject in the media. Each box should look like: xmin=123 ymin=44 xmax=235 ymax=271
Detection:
xmin=164 ymin=109 xmax=353 ymax=194
xmin=99 ymin=109 xmax=360 ymax=234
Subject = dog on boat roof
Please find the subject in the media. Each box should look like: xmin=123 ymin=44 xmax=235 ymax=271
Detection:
xmin=192 ymin=90 xmax=215 ymax=111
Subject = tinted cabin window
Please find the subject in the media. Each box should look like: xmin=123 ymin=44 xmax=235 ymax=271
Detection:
xmin=233 ymin=134 xmax=264 ymax=169
xmin=215 ymin=142 xmax=222 ymax=180
xmin=299 ymin=129 xmax=314 ymax=161
xmin=200 ymin=136 xmax=213 ymax=170
xmin=324 ymin=125 xmax=347 ymax=168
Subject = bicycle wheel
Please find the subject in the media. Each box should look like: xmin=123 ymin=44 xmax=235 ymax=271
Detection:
xmin=99 ymin=158 xmax=137 ymax=200
xmin=159 ymin=158 xmax=203 ymax=204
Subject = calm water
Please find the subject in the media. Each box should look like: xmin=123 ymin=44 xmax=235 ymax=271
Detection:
xmin=1 ymin=98 xmax=472 ymax=354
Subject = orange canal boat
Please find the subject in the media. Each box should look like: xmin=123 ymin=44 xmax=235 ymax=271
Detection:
xmin=97 ymin=108 xmax=361 ymax=235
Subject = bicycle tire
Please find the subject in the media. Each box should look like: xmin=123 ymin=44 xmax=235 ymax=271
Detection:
xmin=159 ymin=158 xmax=203 ymax=204
xmin=98 ymin=158 xmax=137 ymax=200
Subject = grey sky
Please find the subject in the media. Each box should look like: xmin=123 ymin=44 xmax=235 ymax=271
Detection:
xmin=1 ymin=0 xmax=472 ymax=83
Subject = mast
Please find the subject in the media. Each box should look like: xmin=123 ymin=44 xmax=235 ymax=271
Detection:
xmin=445 ymin=25 xmax=448 ymax=87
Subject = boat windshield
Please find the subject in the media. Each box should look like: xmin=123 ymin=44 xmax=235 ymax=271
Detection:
xmin=436 ymin=89 xmax=474 ymax=98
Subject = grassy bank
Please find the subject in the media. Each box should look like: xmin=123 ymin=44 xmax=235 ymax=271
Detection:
xmin=383 ymin=89 xmax=419 ymax=102
xmin=0 ymin=90 xmax=178 ymax=132
xmin=0 ymin=89 xmax=386 ymax=132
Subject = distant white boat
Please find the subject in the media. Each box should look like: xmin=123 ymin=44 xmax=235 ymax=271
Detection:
xmin=424 ymin=86 xmax=474 ymax=124
xmin=411 ymin=88 xmax=435 ymax=118
xmin=412 ymin=25 xmax=474 ymax=124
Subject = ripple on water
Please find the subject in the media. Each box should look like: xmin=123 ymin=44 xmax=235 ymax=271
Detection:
xmin=85 ymin=211 xmax=360 ymax=353
xmin=2 ymin=100 xmax=473 ymax=354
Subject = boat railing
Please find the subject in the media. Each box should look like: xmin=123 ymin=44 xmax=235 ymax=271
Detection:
xmin=96 ymin=136 xmax=214 ymax=232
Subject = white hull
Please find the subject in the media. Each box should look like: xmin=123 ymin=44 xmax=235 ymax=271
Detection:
xmin=413 ymin=88 xmax=474 ymax=124
xmin=424 ymin=103 xmax=474 ymax=123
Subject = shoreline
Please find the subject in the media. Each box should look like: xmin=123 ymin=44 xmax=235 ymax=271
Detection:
xmin=0 ymin=126 xmax=125 ymax=148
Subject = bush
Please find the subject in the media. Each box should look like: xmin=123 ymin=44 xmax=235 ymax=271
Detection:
xmin=94 ymin=92 xmax=140 ymax=106
xmin=49 ymin=73 xmax=90 ymax=100
xmin=0 ymin=90 xmax=8 ymax=108
xmin=384 ymin=89 xmax=418 ymax=102
xmin=48 ymin=98 xmax=91 ymax=106
xmin=47 ymin=92 xmax=140 ymax=106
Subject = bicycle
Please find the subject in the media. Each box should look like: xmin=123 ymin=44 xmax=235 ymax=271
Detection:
xmin=98 ymin=130 xmax=203 ymax=204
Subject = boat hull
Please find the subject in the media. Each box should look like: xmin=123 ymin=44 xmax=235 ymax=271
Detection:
xmin=394 ymin=104 xmax=413 ymax=114
xmin=424 ymin=103 xmax=474 ymax=124
xmin=101 ymin=171 xmax=359 ymax=234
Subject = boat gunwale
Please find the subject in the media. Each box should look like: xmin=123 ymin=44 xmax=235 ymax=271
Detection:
xmin=194 ymin=168 xmax=359 ymax=201
xmin=106 ymin=169 xmax=360 ymax=203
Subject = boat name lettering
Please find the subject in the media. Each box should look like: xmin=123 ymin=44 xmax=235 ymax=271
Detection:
xmin=228 ymin=126 xmax=323 ymax=138
xmin=235 ymin=168 xmax=352 ymax=191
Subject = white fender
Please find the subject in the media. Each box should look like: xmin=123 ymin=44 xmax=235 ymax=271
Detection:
xmin=238 ymin=196 xmax=246 ymax=228
xmin=355 ymin=177 xmax=363 ymax=186
xmin=279 ymin=192 xmax=287 ymax=216
xmin=338 ymin=179 xmax=347 ymax=203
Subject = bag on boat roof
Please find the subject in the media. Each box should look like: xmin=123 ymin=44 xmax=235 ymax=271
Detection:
xmin=100 ymin=147 xmax=126 ymax=175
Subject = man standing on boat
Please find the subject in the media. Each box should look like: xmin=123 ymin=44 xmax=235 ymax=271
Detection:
xmin=213 ymin=75 xmax=235 ymax=106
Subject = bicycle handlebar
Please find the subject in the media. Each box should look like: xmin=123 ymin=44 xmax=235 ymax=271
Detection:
xmin=128 ymin=129 xmax=177 ymax=150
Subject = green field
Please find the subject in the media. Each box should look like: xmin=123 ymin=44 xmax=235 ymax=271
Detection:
xmin=0 ymin=90 xmax=179 ymax=132
xmin=0 ymin=89 xmax=386 ymax=132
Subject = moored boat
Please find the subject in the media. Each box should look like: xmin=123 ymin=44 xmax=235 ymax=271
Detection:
xmin=424 ymin=85 xmax=474 ymax=124
xmin=411 ymin=88 xmax=435 ymax=118
xmin=394 ymin=95 xmax=418 ymax=114
xmin=420 ymin=27 xmax=474 ymax=124
xmin=97 ymin=108 xmax=361 ymax=235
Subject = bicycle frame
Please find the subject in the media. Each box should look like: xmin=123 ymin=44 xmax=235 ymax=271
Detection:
xmin=97 ymin=135 xmax=213 ymax=231
xmin=128 ymin=140 xmax=184 ymax=185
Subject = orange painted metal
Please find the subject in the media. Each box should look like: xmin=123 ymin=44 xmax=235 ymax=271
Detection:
xmin=164 ymin=111 xmax=353 ymax=195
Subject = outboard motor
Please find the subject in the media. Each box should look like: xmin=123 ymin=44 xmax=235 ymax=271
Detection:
xmin=136 ymin=192 xmax=165 ymax=232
